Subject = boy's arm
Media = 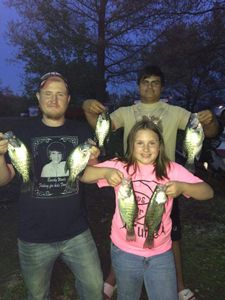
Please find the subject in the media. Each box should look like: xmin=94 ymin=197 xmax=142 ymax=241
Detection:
xmin=80 ymin=165 xmax=123 ymax=186
xmin=165 ymin=181 xmax=214 ymax=200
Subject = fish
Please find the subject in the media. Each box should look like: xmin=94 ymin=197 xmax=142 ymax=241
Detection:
xmin=4 ymin=131 xmax=32 ymax=186
xmin=65 ymin=141 xmax=92 ymax=187
xmin=183 ymin=113 xmax=204 ymax=173
xmin=118 ymin=177 xmax=138 ymax=241
xmin=144 ymin=184 xmax=167 ymax=248
xmin=95 ymin=111 xmax=111 ymax=151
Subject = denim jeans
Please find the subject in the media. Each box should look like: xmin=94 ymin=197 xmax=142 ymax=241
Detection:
xmin=111 ymin=243 xmax=178 ymax=300
xmin=18 ymin=229 xmax=103 ymax=300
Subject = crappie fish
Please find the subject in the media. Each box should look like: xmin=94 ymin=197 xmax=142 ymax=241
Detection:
xmin=144 ymin=184 xmax=167 ymax=248
xmin=65 ymin=141 xmax=92 ymax=187
xmin=95 ymin=111 xmax=111 ymax=150
xmin=183 ymin=113 xmax=204 ymax=173
xmin=4 ymin=131 xmax=32 ymax=185
xmin=118 ymin=178 xmax=138 ymax=241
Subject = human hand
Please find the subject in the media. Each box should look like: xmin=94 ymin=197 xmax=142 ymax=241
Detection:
xmin=165 ymin=181 xmax=184 ymax=198
xmin=105 ymin=169 xmax=124 ymax=187
xmin=89 ymin=145 xmax=100 ymax=160
xmin=197 ymin=109 xmax=214 ymax=126
xmin=0 ymin=133 xmax=9 ymax=156
xmin=82 ymin=99 xmax=106 ymax=114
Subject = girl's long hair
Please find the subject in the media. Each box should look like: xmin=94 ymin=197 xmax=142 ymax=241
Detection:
xmin=121 ymin=118 xmax=170 ymax=180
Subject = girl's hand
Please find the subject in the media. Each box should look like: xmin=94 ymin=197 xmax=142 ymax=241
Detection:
xmin=165 ymin=181 xmax=184 ymax=198
xmin=105 ymin=169 xmax=124 ymax=187
xmin=0 ymin=133 xmax=8 ymax=156
xmin=89 ymin=146 xmax=100 ymax=160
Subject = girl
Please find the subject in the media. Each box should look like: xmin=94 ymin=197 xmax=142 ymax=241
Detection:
xmin=81 ymin=119 xmax=213 ymax=300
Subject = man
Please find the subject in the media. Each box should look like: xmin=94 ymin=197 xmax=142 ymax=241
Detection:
xmin=82 ymin=65 xmax=219 ymax=300
xmin=0 ymin=72 xmax=103 ymax=300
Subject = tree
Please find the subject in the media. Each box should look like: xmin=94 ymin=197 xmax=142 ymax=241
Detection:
xmin=5 ymin=0 xmax=224 ymax=103
xmin=142 ymin=2 xmax=225 ymax=111
xmin=0 ymin=93 xmax=29 ymax=117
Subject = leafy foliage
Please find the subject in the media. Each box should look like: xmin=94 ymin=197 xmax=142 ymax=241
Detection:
xmin=142 ymin=3 xmax=225 ymax=111
xmin=4 ymin=0 xmax=225 ymax=108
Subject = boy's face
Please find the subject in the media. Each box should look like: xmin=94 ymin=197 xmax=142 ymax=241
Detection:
xmin=139 ymin=75 xmax=163 ymax=104
xmin=133 ymin=129 xmax=160 ymax=165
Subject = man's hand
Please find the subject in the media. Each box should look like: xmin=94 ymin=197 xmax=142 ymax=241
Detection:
xmin=0 ymin=133 xmax=8 ymax=156
xmin=197 ymin=109 xmax=219 ymax=138
xmin=82 ymin=99 xmax=106 ymax=114
xmin=197 ymin=110 xmax=214 ymax=126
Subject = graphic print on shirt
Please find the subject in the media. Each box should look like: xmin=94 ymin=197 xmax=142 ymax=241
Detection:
xmin=131 ymin=179 xmax=168 ymax=241
xmin=31 ymin=135 xmax=79 ymax=198
xmin=133 ymin=105 xmax=165 ymax=131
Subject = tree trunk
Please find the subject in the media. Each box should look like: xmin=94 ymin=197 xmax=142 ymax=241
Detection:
xmin=96 ymin=0 xmax=108 ymax=102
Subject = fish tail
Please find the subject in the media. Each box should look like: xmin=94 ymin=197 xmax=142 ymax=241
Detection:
xmin=126 ymin=228 xmax=136 ymax=241
xmin=184 ymin=162 xmax=196 ymax=173
xmin=100 ymin=146 xmax=106 ymax=156
xmin=21 ymin=180 xmax=32 ymax=193
xmin=66 ymin=178 xmax=76 ymax=189
xmin=143 ymin=235 xmax=154 ymax=248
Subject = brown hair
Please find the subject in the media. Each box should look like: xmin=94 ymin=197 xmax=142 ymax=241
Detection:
xmin=123 ymin=117 xmax=170 ymax=180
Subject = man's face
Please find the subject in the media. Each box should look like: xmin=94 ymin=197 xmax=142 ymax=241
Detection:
xmin=36 ymin=80 xmax=70 ymax=121
xmin=139 ymin=75 xmax=162 ymax=103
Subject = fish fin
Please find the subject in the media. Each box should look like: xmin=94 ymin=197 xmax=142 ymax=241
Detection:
xmin=65 ymin=177 xmax=77 ymax=189
xmin=143 ymin=236 xmax=154 ymax=248
xmin=64 ymin=159 xmax=70 ymax=173
xmin=126 ymin=228 xmax=136 ymax=241
xmin=21 ymin=180 xmax=32 ymax=193
xmin=184 ymin=162 xmax=196 ymax=174
xmin=100 ymin=146 xmax=106 ymax=157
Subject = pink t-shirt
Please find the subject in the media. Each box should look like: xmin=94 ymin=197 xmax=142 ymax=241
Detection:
xmin=97 ymin=159 xmax=202 ymax=257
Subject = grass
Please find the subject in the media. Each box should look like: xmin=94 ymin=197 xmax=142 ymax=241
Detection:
xmin=0 ymin=172 xmax=225 ymax=299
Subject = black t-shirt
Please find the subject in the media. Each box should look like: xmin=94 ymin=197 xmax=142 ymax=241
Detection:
xmin=6 ymin=117 xmax=93 ymax=243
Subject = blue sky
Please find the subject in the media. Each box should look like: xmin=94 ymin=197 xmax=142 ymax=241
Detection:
xmin=0 ymin=2 xmax=24 ymax=95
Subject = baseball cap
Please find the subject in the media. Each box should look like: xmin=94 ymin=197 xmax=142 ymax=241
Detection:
xmin=39 ymin=72 xmax=69 ymax=91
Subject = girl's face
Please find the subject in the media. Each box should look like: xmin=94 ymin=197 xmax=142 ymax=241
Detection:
xmin=133 ymin=129 xmax=160 ymax=165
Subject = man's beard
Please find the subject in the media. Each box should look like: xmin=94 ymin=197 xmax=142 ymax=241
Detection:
xmin=41 ymin=108 xmax=67 ymax=120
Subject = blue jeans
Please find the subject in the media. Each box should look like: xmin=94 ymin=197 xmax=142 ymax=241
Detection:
xmin=111 ymin=243 xmax=178 ymax=300
xmin=18 ymin=229 xmax=103 ymax=300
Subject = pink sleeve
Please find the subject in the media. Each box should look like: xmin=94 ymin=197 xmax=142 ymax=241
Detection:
xmin=169 ymin=162 xmax=203 ymax=198
xmin=169 ymin=162 xmax=203 ymax=183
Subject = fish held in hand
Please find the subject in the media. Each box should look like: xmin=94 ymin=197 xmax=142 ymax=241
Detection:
xmin=144 ymin=184 xmax=167 ymax=248
xmin=4 ymin=131 xmax=32 ymax=185
xmin=183 ymin=113 xmax=204 ymax=173
xmin=95 ymin=111 xmax=111 ymax=151
xmin=118 ymin=178 xmax=138 ymax=241
xmin=65 ymin=141 xmax=92 ymax=187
